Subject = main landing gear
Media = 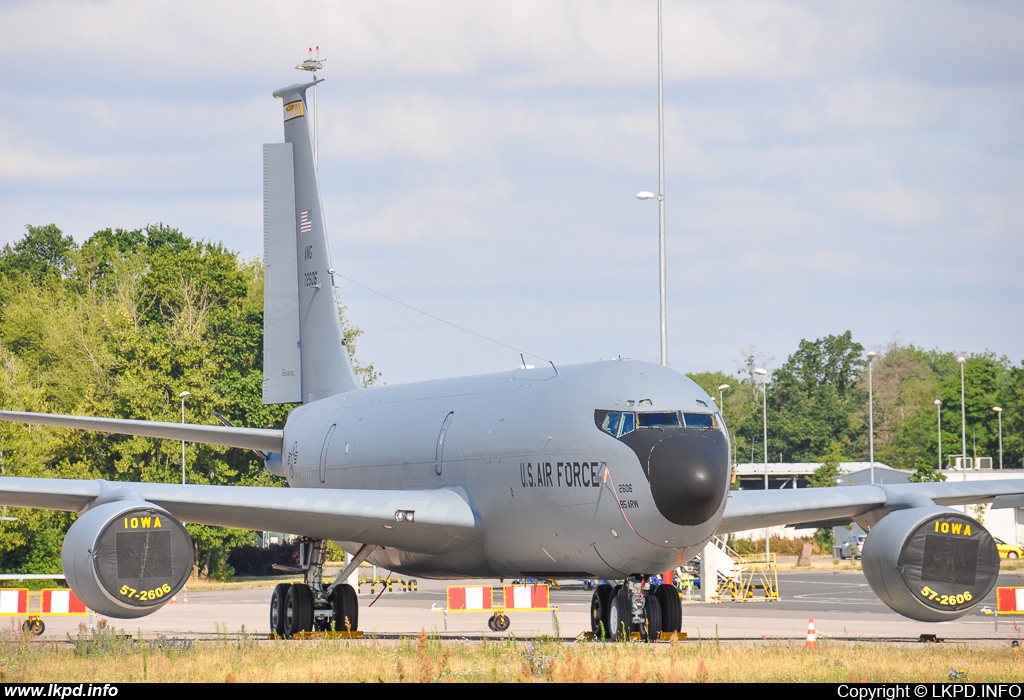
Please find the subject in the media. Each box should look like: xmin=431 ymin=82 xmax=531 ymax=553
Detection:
xmin=590 ymin=578 xmax=682 ymax=642
xmin=269 ymin=539 xmax=373 ymax=638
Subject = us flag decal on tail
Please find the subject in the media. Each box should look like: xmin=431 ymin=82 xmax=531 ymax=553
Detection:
xmin=299 ymin=210 xmax=312 ymax=234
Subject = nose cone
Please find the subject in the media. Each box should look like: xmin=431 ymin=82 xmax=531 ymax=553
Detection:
xmin=621 ymin=429 xmax=729 ymax=526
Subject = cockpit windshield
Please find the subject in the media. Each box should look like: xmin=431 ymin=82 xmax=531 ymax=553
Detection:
xmin=596 ymin=409 xmax=716 ymax=437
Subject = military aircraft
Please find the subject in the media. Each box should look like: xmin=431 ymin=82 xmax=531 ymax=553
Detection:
xmin=1 ymin=79 xmax=1023 ymax=640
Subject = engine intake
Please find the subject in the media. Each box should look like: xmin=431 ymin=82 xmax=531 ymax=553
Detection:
xmin=61 ymin=501 xmax=193 ymax=618
xmin=862 ymin=507 xmax=1000 ymax=622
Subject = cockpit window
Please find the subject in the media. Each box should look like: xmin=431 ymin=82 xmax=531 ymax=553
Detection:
xmin=682 ymin=412 xmax=716 ymax=429
xmin=637 ymin=412 xmax=681 ymax=429
xmin=601 ymin=411 xmax=621 ymax=436
xmin=619 ymin=411 xmax=636 ymax=436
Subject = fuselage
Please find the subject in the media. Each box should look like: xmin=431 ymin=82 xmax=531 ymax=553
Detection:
xmin=279 ymin=359 xmax=732 ymax=580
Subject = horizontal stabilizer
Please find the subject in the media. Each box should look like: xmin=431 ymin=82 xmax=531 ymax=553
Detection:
xmin=0 ymin=411 xmax=283 ymax=454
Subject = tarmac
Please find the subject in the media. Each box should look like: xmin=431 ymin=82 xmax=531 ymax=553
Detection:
xmin=8 ymin=563 xmax=1024 ymax=645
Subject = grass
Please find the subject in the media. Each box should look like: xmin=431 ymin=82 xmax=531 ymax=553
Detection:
xmin=2 ymin=624 xmax=1023 ymax=682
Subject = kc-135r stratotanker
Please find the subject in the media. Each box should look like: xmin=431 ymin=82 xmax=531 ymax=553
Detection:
xmin=1 ymin=80 xmax=1022 ymax=639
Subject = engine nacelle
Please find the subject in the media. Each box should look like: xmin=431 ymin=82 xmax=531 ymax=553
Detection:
xmin=61 ymin=501 xmax=193 ymax=618
xmin=862 ymin=507 xmax=1000 ymax=622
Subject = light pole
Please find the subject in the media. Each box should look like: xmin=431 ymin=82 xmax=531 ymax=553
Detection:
xmin=935 ymin=399 xmax=942 ymax=471
xmin=754 ymin=368 xmax=769 ymax=556
xmin=993 ymin=406 xmax=1003 ymax=470
xmin=867 ymin=351 xmax=876 ymax=484
xmin=179 ymin=390 xmax=190 ymax=485
xmin=958 ymin=357 xmax=967 ymax=481
xmin=718 ymin=383 xmax=730 ymax=476
xmin=635 ymin=0 xmax=667 ymax=366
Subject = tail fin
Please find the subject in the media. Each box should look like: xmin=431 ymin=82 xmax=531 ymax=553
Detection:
xmin=263 ymin=79 xmax=360 ymax=404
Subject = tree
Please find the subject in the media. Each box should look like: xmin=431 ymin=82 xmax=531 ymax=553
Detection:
xmin=0 ymin=223 xmax=376 ymax=578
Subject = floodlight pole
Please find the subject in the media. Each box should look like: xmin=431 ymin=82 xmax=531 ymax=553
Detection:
xmin=657 ymin=0 xmax=666 ymax=367
xmin=993 ymin=407 xmax=1003 ymax=470
xmin=755 ymin=368 xmax=769 ymax=556
xmin=867 ymin=351 xmax=876 ymax=484
xmin=935 ymin=399 xmax=942 ymax=471
xmin=958 ymin=357 xmax=967 ymax=481
xmin=179 ymin=390 xmax=190 ymax=485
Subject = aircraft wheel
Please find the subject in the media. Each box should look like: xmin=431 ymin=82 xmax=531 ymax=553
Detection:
xmin=590 ymin=584 xmax=614 ymax=638
xmin=493 ymin=612 xmax=510 ymax=632
xmin=607 ymin=587 xmax=633 ymax=641
xmin=653 ymin=583 xmax=682 ymax=634
xmin=270 ymin=583 xmax=291 ymax=637
xmin=641 ymin=593 xmax=661 ymax=642
xmin=330 ymin=583 xmax=359 ymax=632
xmin=285 ymin=583 xmax=314 ymax=637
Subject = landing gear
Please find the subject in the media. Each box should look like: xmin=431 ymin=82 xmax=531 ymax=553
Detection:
xmin=589 ymin=578 xmax=682 ymax=642
xmin=590 ymin=583 xmax=614 ymax=638
xmin=285 ymin=583 xmax=314 ymax=636
xmin=270 ymin=582 xmax=290 ymax=637
xmin=268 ymin=539 xmax=378 ymax=638
xmin=330 ymin=583 xmax=359 ymax=632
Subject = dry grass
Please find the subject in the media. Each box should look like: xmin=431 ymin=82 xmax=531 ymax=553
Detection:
xmin=1 ymin=624 xmax=1023 ymax=682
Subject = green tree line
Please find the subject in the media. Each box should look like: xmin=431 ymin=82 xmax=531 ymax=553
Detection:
xmin=0 ymin=224 xmax=375 ymax=579
xmin=688 ymin=332 xmax=1024 ymax=482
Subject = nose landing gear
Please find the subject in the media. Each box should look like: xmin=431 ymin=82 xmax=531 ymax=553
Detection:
xmin=591 ymin=577 xmax=681 ymax=641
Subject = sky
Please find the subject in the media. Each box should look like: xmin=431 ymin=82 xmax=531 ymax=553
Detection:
xmin=1 ymin=1 xmax=1022 ymax=385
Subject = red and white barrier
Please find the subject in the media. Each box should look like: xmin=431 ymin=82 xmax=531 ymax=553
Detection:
xmin=41 ymin=589 xmax=87 ymax=615
xmin=502 ymin=584 xmax=550 ymax=611
xmin=446 ymin=585 xmax=494 ymax=611
xmin=996 ymin=587 xmax=1024 ymax=615
xmin=0 ymin=589 xmax=28 ymax=615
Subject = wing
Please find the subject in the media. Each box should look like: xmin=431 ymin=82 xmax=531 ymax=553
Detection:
xmin=716 ymin=479 xmax=1024 ymax=534
xmin=0 ymin=410 xmax=282 ymax=453
xmin=0 ymin=476 xmax=478 ymax=555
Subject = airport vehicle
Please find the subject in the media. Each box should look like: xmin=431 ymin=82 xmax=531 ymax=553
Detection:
xmin=837 ymin=535 xmax=866 ymax=560
xmin=1 ymin=79 xmax=1024 ymax=639
xmin=994 ymin=538 xmax=1023 ymax=559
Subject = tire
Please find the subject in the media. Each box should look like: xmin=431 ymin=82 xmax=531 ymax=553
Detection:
xmin=607 ymin=587 xmax=633 ymax=641
xmin=1009 ymin=552 xmax=1019 ymax=559
xmin=653 ymin=583 xmax=682 ymax=634
xmin=22 ymin=619 xmax=44 ymax=636
xmin=840 ymin=550 xmax=847 ymax=560
xmin=590 ymin=583 xmax=614 ymax=638
xmin=329 ymin=583 xmax=359 ymax=632
xmin=285 ymin=583 xmax=314 ymax=637
xmin=494 ymin=612 xmax=510 ymax=632
xmin=270 ymin=583 xmax=291 ymax=637
xmin=487 ymin=615 xmax=497 ymax=631
xmin=641 ymin=594 xmax=662 ymax=642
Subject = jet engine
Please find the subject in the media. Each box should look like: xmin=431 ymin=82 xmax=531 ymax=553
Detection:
xmin=861 ymin=507 xmax=1000 ymax=622
xmin=61 ymin=501 xmax=193 ymax=618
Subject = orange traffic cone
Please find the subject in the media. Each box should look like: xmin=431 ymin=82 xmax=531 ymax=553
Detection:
xmin=805 ymin=617 xmax=818 ymax=649
xmin=183 ymin=590 xmax=189 ymax=605
xmin=170 ymin=593 xmax=177 ymax=604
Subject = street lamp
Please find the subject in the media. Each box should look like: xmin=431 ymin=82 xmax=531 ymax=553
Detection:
xmin=934 ymin=399 xmax=942 ymax=471
xmin=958 ymin=357 xmax=967 ymax=481
xmin=754 ymin=368 xmax=769 ymax=556
xmin=635 ymin=0 xmax=667 ymax=367
xmin=718 ymin=383 xmax=731 ymax=478
xmin=993 ymin=407 xmax=1003 ymax=470
xmin=867 ymin=351 xmax=876 ymax=484
xmin=179 ymin=390 xmax=190 ymax=485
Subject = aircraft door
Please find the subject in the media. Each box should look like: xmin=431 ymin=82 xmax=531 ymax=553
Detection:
xmin=319 ymin=424 xmax=337 ymax=484
xmin=435 ymin=412 xmax=454 ymax=477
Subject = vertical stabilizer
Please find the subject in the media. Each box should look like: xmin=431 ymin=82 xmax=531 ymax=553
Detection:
xmin=264 ymin=79 xmax=360 ymax=404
